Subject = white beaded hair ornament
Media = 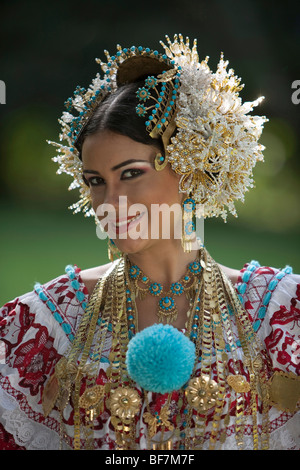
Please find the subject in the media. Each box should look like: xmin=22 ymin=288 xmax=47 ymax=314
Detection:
xmin=49 ymin=34 xmax=268 ymax=221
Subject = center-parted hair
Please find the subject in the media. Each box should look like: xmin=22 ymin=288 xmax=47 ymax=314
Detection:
xmin=75 ymin=81 xmax=164 ymax=160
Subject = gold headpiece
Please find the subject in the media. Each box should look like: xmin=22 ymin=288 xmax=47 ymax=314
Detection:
xmin=49 ymin=34 xmax=267 ymax=220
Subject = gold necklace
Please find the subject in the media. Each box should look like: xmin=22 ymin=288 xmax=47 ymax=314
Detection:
xmin=127 ymin=257 xmax=201 ymax=324
xmin=44 ymin=249 xmax=274 ymax=450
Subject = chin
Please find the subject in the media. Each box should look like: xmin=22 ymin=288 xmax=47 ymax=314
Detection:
xmin=112 ymin=236 xmax=152 ymax=256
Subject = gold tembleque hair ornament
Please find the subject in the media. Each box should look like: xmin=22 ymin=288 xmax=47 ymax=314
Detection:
xmin=49 ymin=34 xmax=267 ymax=221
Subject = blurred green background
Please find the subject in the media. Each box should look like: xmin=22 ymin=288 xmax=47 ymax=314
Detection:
xmin=0 ymin=0 xmax=299 ymax=305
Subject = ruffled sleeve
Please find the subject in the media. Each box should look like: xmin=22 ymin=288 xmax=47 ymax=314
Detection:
xmin=0 ymin=265 xmax=88 ymax=450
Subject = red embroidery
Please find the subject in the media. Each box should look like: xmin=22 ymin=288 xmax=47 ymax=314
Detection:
xmin=270 ymin=304 xmax=300 ymax=328
xmin=13 ymin=324 xmax=61 ymax=395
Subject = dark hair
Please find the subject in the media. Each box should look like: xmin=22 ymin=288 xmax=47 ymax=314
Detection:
xmin=75 ymin=81 xmax=164 ymax=159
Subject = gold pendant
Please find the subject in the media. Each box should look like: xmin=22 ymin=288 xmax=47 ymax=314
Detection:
xmin=109 ymin=386 xmax=141 ymax=421
xmin=185 ymin=375 xmax=219 ymax=412
xmin=42 ymin=372 xmax=59 ymax=417
xmin=79 ymin=384 xmax=106 ymax=410
xmin=143 ymin=406 xmax=174 ymax=439
xmin=227 ymin=374 xmax=251 ymax=393
xmin=268 ymin=370 xmax=300 ymax=412
xmin=156 ymin=297 xmax=178 ymax=324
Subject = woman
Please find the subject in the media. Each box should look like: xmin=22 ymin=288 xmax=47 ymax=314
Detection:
xmin=0 ymin=35 xmax=299 ymax=450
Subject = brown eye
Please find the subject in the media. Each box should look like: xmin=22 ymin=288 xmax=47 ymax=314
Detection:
xmin=82 ymin=175 xmax=105 ymax=187
xmin=121 ymin=169 xmax=144 ymax=179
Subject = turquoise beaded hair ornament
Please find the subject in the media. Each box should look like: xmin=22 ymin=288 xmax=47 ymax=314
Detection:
xmin=49 ymin=34 xmax=268 ymax=221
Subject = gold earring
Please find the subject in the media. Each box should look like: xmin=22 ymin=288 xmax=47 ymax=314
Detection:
xmin=154 ymin=153 xmax=168 ymax=171
xmin=108 ymin=239 xmax=122 ymax=262
xmin=181 ymin=197 xmax=196 ymax=253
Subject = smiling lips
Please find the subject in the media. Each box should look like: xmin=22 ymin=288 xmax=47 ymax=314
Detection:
xmin=114 ymin=212 xmax=144 ymax=235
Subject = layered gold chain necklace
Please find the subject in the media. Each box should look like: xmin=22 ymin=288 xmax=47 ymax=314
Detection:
xmin=44 ymin=248 xmax=272 ymax=450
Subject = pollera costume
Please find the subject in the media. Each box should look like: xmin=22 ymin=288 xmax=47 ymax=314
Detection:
xmin=0 ymin=35 xmax=299 ymax=450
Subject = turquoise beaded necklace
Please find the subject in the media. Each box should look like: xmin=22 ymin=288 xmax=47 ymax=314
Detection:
xmin=127 ymin=258 xmax=202 ymax=325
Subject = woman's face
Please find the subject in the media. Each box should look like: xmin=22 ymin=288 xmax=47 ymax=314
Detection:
xmin=81 ymin=130 xmax=184 ymax=254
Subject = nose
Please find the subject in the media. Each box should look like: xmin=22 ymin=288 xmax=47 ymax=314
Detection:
xmin=93 ymin=182 xmax=127 ymax=220
xmin=103 ymin=182 xmax=122 ymax=208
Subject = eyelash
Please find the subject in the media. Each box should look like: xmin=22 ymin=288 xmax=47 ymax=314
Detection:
xmin=83 ymin=168 xmax=145 ymax=187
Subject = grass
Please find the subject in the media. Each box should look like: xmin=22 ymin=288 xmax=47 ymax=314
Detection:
xmin=1 ymin=202 xmax=299 ymax=305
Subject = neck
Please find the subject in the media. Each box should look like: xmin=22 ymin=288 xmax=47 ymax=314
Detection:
xmin=126 ymin=239 xmax=200 ymax=287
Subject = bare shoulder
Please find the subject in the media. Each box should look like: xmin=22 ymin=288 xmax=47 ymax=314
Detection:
xmin=80 ymin=262 xmax=113 ymax=296
xmin=217 ymin=263 xmax=240 ymax=286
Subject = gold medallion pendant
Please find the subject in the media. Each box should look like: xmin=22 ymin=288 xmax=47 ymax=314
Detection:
xmin=185 ymin=375 xmax=219 ymax=412
xmin=108 ymin=387 xmax=142 ymax=450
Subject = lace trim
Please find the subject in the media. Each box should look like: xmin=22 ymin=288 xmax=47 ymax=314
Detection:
xmin=0 ymin=386 xmax=70 ymax=450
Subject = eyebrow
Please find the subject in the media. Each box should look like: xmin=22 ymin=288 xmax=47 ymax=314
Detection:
xmin=82 ymin=159 xmax=150 ymax=174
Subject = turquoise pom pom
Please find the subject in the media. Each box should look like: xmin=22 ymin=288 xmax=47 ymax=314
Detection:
xmin=126 ymin=324 xmax=195 ymax=393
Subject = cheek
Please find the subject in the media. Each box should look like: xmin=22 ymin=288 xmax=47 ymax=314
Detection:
xmin=89 ymin=189 xmax=107 ymax=217
xmin=155 ymin=172 xmax=181 ymax=204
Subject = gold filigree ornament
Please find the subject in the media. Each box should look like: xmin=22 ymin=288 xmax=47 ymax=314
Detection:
xmin=186 ymin=375 xmax=219 ymax=412
xmin=42 ymin=358 xmax=78 ymax=416
xmin=227 ymin=374 xmax=251 ymax=393
xmin=143 ymin=406 xmax=174 ymax=439
xmin=109 ymin=386 xmax=141 ymax=421
xmin=79 ymin=384 xmax=106 ymax=420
